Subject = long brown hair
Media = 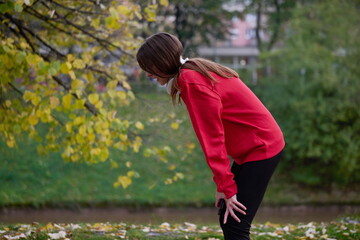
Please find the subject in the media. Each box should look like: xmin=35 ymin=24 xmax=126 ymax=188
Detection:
xmin=136 ymin=32 xmax=239 ymax=103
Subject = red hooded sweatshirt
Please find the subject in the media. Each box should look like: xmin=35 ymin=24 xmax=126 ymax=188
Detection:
xmin=178 ymin=69 xmax=285 ymax=199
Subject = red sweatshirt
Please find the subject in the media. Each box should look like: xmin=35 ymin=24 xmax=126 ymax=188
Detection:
xmin=178 ymin=69 xmax=285 ymax=199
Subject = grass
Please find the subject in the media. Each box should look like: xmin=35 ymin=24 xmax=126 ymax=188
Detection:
xmin=0 ymin=215 xmax=359 ymax=239
xmin=0 ymin=88 xmax=359 ymax=208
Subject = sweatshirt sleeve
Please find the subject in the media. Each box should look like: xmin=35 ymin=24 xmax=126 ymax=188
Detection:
xmin=180 ymin=82 xmax=237 ymax=199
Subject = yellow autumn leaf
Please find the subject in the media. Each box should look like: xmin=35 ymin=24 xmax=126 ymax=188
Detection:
xmin=99 ymin=148 xmax=109 ymax=161
xmin=69 ymin=70 xmax=76 ymax=80
xmin=73 ymin=116 xmax=85 ymax=125
xmin=32 ymin=95 xmax=41 ymax=106
xmin=159 ymin=0 xmax=169 ymax=7
xmin=90 ymin=148 xmax=101 ymax=156
xmin=117 ymin=5 xmax=130 ymax=16
xmin=165 ymin=178 xmax=173 ymax=184
xmin=75 ymin=133 xmax=85 ymax=144
xmin=168 ymin=164 xmax=176 ymax=171
xmin=123 ymin=120 xmax=130 ymax=128
xmin=65 ymin=122 xmax=73 ymax=133
xmin=62 ymin=94 xmax=72 ymax=109
xmin=105 ymin=16 xmax=120 ymax=29
xmin=67 ymin=54 xmax=75 ymax=62
xmin=88 ymin=132 xmax=95 ymax=142
xmin=95 ymin=100 xmax=103 ymax=109
xmin=122 ymin=81 xmax=131 ymax=90
xmin=88 ymin=93 xmax=99 ymax=104
xmin=175 ymin=172 xmax=184 ymax=180
xmin=114 ymin=175 xmax=132 ymax=188
xmin=42 ymin=223 xmax=54 ymax=231
xmin=132 ymin=136 xmax=142 ymax=152
xmin=71 ymin=79 xmax=84 ymax=90
xmin=186 ymin=142 xmax=196 ymax=153
xmin=87 ymin=71 xmax=94 ymax=83
xmin=72 ymin=59 xmax=85 ymax=69
xmin=110 ymin=159 xmax=118 ymax=169
xmin=60 ymin=62 xmax=72 ymax=74
xmin=90 ymin=18 xmax=100 ymax=28
xmin=144 ymin=4 xmax=157 ymax=22
xmin=106 ymin=80 xmax=118 ymax=89
xmin=23 ymin=90 xmax=34 ymax=102
xmin=6 ymin=136 xmax=16 ymax=148
xmin=108 ymin=89 xmax=116 ymax=99
xmin=171 ymin=122 xmax=179 ymax=130
xmin=117 ymin=91 xmax=127 ymax=100
xmin=71 ymin=154 xmax=80 ymax=162
xmin=49 ymin=96 xmax=59 ymax=109
xmin=78 ymin=125 xmax=86 ymax=135
xmin=5 ymin=100 xmax=11 ymax=107
xmin=127 ymin=91 xmax=135 ymax=100
xmin=143 ymin=148 xmax=153 ymax=157
xmin=73 ymin=99 xmax=85 ymax=109
xmin=126 ymin=161 xmax=132 ymax=168
xmin=127 ymin=170 xmax=135 ymax=177
xmin=28 ymin=114 xmax=39 ymax=126
xmin=135 ymin=121 xmax=144 ymax=130
xmin=119 ymin=134 xmax=127 ymax=141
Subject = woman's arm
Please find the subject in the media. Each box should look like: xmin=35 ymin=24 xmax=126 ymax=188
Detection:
xmin=181 ymin=82 xmax=237 ymax=199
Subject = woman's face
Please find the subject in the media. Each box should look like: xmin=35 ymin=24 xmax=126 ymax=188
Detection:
xmin=146 ymin=72 xmax=169 ymax=86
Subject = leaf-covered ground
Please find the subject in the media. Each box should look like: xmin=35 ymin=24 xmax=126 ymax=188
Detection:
xmin=1 ymin=217 xmax=359 ymax=240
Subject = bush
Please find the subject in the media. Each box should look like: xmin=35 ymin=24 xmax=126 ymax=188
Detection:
xmin=253 ymin=78 xmax=359 ymax=186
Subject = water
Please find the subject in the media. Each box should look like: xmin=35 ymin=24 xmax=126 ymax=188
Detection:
xmin=1 ymin=205 xmax=358 ymax=225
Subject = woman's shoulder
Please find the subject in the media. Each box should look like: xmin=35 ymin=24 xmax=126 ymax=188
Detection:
xmin=179 ymin=69 xmax=202 ymax=79
xmin=178 ymin=69 xmax=213 ymax=86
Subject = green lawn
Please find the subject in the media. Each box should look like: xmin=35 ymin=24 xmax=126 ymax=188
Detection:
xmin=1 ymin=216 xmax=359 ymax=240
xmin=0 ymin=91 xmax=359 ymax=208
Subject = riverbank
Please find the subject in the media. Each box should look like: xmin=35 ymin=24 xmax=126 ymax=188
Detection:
xmin=1 ymin=205 xmax=359 ymax=225
xmin=1 ymin=215 xmax=359 ymax=240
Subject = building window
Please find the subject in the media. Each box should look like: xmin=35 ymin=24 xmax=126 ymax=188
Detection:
xmin=246 ymin=28 xmax=256 ymax=40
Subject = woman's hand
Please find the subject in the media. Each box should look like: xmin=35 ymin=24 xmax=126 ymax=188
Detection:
xmin=215 ymin=191 xmax=226 ymax=208
xmin=223 ymin=194 xmax=247 ymax=224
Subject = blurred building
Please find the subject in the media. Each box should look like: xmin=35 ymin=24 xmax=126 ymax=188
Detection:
xmin=198 ymin=4 xmax=266 ymax=84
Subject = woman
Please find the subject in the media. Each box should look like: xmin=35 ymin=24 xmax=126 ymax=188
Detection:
xmin=136 ymin=32 xmax=285 ymax=240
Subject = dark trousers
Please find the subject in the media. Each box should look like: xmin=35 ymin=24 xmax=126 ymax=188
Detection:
xmin=219 ymin=150 xmax=283 ymax=240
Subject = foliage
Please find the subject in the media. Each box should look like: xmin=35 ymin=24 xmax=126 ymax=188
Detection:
xmin=1 ymin=216 xmax=359 ymax=239
xmin=0 ymin=0 xmax=171 ymax=187
xmin=137 ymin=0 xmax=237 ymax=56
xmin=2 ymin=92 xmax=359 ymax=208
xmin=0 ymin=92 xmax=215 ymax=208
xmin=258 ymin=0 xmax=360 ymax=185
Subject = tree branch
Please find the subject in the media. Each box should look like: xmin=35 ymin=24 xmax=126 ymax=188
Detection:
xmin=255 ymin=1 xmax=263 ymax=52
xmin=40 ymin=1 xmax=131 ymax=58
xmin=24 ymin=7 xmax=88 ymax=44
xmin=50 ymin=0 xmax=105 ymax=15
xmin=8 ymin=82 xmax=65 ymax=126
xmin=4 ymin=13 xmax=66 ymax=58
xmin=52 ymin=76 xmax=99 ymax=116
xmin=267 ymin=0 xmax=281 ymax=51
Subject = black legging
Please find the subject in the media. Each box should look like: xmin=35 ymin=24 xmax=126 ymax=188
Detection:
xmin=219 ymin=150 xmax=283 ymax=240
